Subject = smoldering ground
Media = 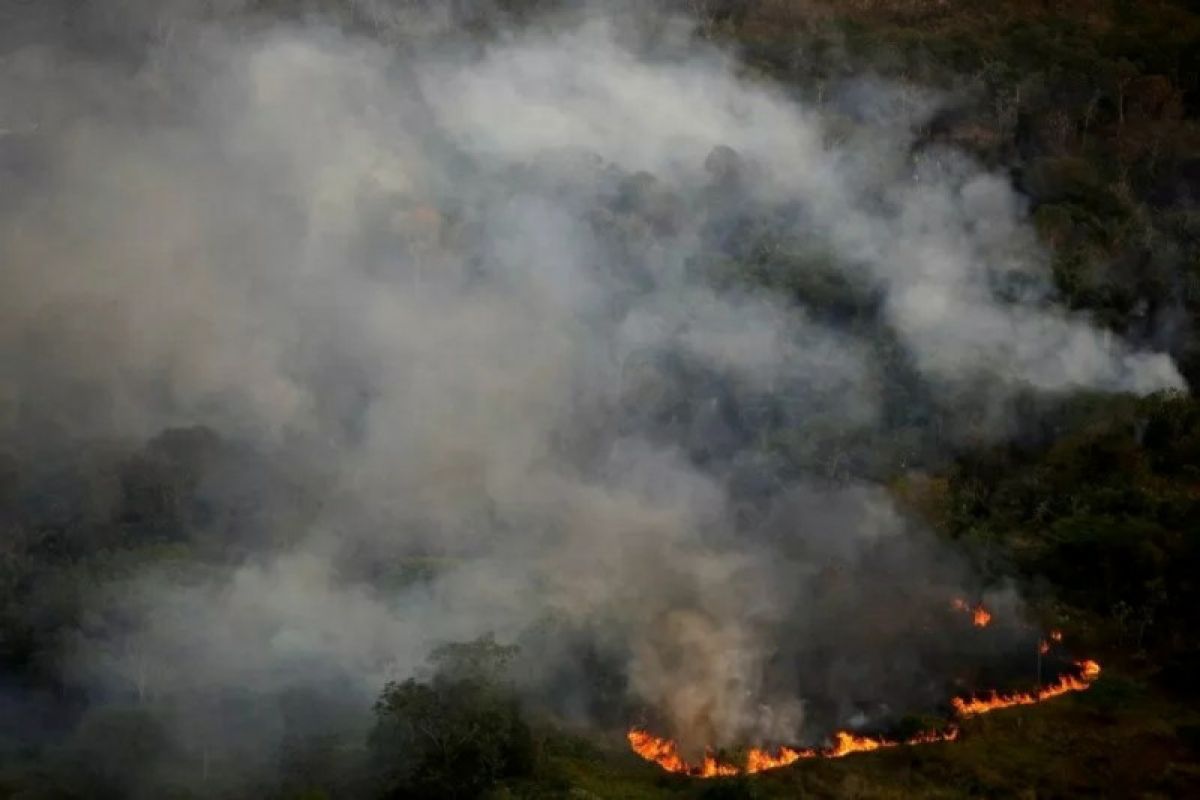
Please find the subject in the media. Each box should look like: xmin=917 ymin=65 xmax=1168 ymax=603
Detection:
xmin=0 ymin=0 xmax=1185 ymax=793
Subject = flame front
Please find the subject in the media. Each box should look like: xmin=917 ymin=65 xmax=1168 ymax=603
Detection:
xmin=626 ymin=730 xmax=739 ymax=777
xmin=629 ymin=609 xmax=1101 ymax=780
xmin=701 ymin=757 xmax=740 ymax=778
xmin=951 ymin=661 xmax=1101 ymax=717
xmin=627 ymin=726 xmax=960 ymax=777
xmin=745 ymin=745 xmax=809 ymax=773
xmin=627 ymin=729 xmax=689 ymax=774
xmin=628 ymin=660 xmax=1099 ymax=777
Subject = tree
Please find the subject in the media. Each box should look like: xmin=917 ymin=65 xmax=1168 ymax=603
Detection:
xmin=369 ymin=636 xmax=535 ymax=799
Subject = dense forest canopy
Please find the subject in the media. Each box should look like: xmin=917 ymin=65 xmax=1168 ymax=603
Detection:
xmin=1 ymin=2 xmax=1199 ymax=798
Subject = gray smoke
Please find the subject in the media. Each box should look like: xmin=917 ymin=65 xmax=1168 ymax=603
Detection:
xmin=0 ymin=0 xmax=1182 ymax=780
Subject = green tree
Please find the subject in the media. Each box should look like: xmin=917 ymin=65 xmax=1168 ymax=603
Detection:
xmin=369 ymin=636 xmax=535 ymax=799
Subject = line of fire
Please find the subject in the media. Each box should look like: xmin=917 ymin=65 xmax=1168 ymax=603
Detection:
xmin=627 ymin=601 xmax=1102 ymax=778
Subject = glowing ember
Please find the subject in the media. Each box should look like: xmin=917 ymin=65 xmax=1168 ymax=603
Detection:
xmin=951 ymin=661 xmax=1101 ymax=717
xmin=1050 ymin=629 xmax=1064 ymax=642
xmin=1039 ymin=639 xmax=1050 ymax=655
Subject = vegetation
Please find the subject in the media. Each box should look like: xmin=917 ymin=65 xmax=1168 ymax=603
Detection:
xmin=369 ymin=638 xmax=537 ymax=799
xmin=723 ymin=0 xmax=1200 ymax=385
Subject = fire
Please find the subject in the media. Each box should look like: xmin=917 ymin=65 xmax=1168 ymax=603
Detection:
xmin=827 ymin=731 xmax=887 ymax=758
xmin=823 ymin=729 xmax=959 ymax=758
xmin=629 ymin=603 xmax=1101 ymax=780
xmin=699 ymin=755 xmax=740 ymax=778
xmin=950 ymin=597 xmax=992 ymax=627
xmin=908 ymin=726 xmax=964 ymax=745
xmin=745 ymin=745 xmax=808 ymax=773
xmin=951 ymin=661 xmax=1101 ymax=717
xmin=626 ymin=730 xmax=740 ymax=777
xmin=628 ymin=660 xmax=1101 ymax=777
xmin=627 ymin=729 xmax=688 ymax=774
xmin=627 ymin=726 xmax=961 ymax=777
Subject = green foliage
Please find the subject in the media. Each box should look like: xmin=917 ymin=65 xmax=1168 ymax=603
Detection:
xmin=369 ymin=636 xmax=537 ymax=799
xmin=428 ymin=634 xmax=520 ymax=684
xmin=723 ymin=1 xmax=1200 ymax=390
xmin=941 ymin=391 xmax=1200 ymax=659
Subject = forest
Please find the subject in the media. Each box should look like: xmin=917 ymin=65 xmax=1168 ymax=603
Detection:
xmin=2 ymin=1 xmax=1200 ymax=798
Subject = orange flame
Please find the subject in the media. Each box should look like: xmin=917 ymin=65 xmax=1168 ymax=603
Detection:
xmin=745 ymin=745 xmax=809 ymax=773
xmin=950 ymin=597 xmax=992 ymax=627
xmin=628 ymin=726 xmax=960 ymax=777
xmin=698 ymin=755 xmax=740 ymax=778
xmin=951 ymin=661 xmax=1101 ymax=717
xmin=627 ymin=729 xmax=688 ymax=774
xmin=626 ymin=730 xmax=740 ymax=777
xmin=630 ymin=601 xmax=1099 ymax=782
xmin=628 ymin=659 xmax=1100 ymax=777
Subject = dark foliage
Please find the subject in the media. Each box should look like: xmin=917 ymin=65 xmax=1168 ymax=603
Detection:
xmin=369 ymin=637 xmax=537 ymax=799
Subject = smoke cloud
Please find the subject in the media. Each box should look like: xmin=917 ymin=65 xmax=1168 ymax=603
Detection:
xmin=0 ymin=0 xmax=1183 ymax=785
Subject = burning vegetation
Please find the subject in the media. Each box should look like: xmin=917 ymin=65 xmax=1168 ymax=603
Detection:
xmin=627 ymin=620 xmax=1102 ymax=778
xmin=951 ymin=660 xmax=1101 ymax=717
xmin=951 ymin=597 xmax=993 ymax=628
xmin=628 ymin=727 xmax=964 ymax=777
